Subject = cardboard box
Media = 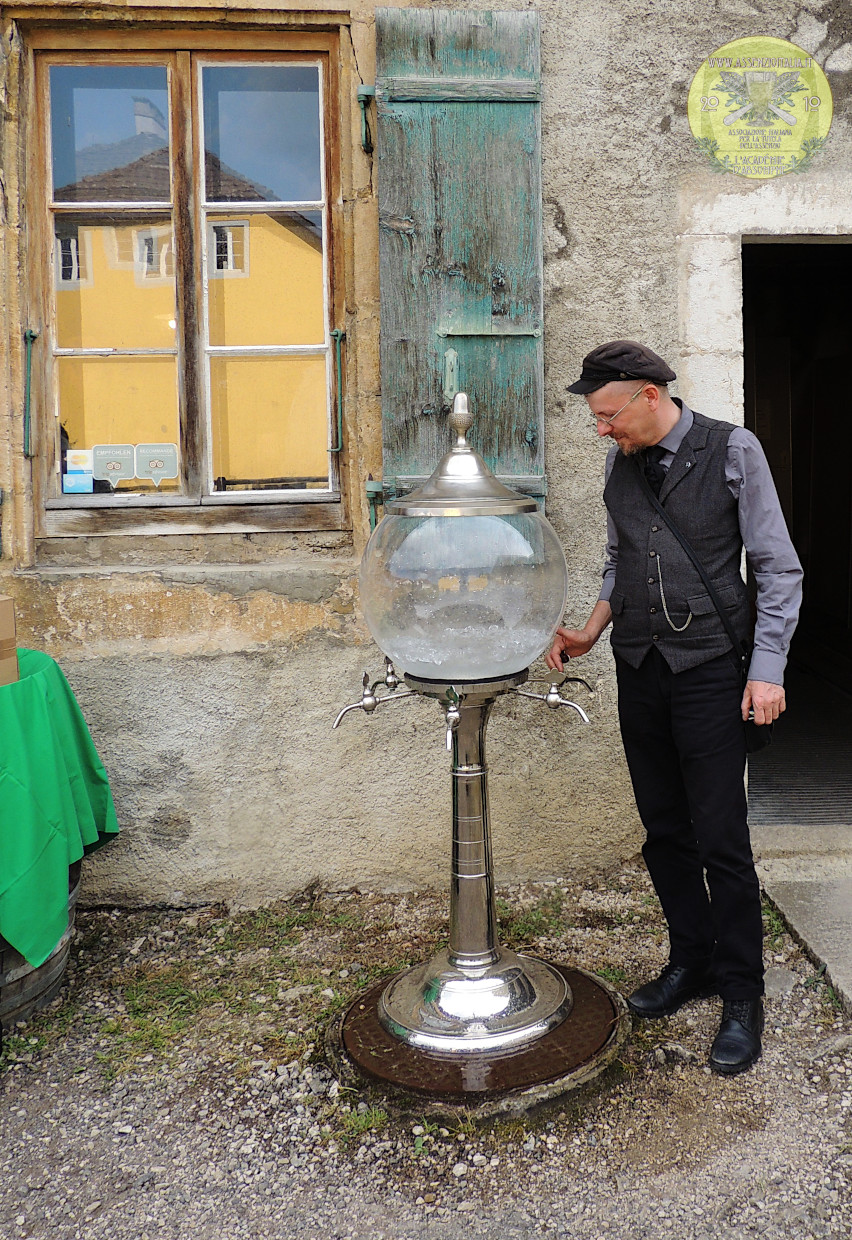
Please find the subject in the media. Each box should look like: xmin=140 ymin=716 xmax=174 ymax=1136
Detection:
xmin=0 ymin=595 xmax=19 ymax=687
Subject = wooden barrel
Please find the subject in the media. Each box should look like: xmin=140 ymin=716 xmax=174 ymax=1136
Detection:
xmin=0 ymin=861 xmax=82 ymax=1031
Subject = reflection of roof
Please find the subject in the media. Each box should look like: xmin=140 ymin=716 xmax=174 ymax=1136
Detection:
xmin=62 ymin=133 xmax=166 ymax=186
xmin=281 ymin=213 xmax=322 ymax=250
xmin=205 ymin=154 xmax=277 ymax=203
xmin=56 ymin=142 xmax=170 ymax=201
xmin=55 ymin=147 xmax=277 ymax=203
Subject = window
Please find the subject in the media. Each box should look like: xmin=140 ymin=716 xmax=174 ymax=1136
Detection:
xmin=54 ymin=228 xmax=91 ymax=288
xmin=39 ymin=48 xmax=341 ymax=513
xmin=210 ymin=222 xmax=248 ymax=276
xmin=136 ymin=227 xmax=174 ymax=282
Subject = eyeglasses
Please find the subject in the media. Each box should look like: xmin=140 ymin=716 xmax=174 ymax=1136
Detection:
xmin=590 ymin=383 xmax=646 ymax=427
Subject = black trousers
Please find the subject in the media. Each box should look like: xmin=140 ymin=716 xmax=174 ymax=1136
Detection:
xmin=615 ymin=646 xmax=763 ymax=1000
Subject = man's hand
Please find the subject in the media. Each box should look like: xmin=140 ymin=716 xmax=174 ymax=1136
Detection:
xmin=742 ymin=680 xmax=786 ymax=725
xmin=546 ymin=600 xmax=613 ymax=671
xmin=546 ymin=627 xmax=597 ymax=670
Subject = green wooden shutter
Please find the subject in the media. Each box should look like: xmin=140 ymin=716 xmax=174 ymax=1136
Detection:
xmin=375 ymin=8 xmax=544 ymax=503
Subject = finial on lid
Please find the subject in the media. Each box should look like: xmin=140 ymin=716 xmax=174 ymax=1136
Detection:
xmin=450 ymin=392 xmax=474 ymax=444
xmin=384 ymin=389 xmax=536 ymax=515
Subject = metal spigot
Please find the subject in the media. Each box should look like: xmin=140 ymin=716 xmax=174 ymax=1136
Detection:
xmin=513 ymin=669 xmax=593 ymax=723
xmin=332 ymin=658 xmax=415 ymax=729
xmin=444 ymin=690 xmax=461 ymax=751
xmin=384 ymin=658 xmax=400 ymax=691
xmin=545 ymin=681 xmax=567 ymax=709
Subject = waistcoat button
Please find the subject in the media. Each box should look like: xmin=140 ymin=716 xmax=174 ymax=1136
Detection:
xmin=649 ymin=550 xmax=656 ymax=557
xmin=648 ymin=577 xmax=655 ymax=584
xmin=650 ymin=607 xmax=657 ymax=614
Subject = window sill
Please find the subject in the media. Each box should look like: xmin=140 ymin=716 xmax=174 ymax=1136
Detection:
xmin=45 ymin=491 xmax=340 ymax=510
xmin=39 ymin=497 xmax=346 ymax=537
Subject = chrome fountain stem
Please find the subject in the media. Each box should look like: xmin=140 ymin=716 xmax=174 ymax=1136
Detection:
xmin=447 ymin=690 xmax=499 ymax=971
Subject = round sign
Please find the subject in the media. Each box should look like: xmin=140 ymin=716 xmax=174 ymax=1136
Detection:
xmin=688 ymin=36 xmax=833 ymax=179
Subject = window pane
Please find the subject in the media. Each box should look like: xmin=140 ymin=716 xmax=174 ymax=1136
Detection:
xmin=209 ymin=355 xmax=328 ymax=490
xmin=50 ymin=65 xmax=170 ymax=202
xmin=55 ymin=215 xmax=176 ymax=349
xmin=202 ymin=66 xmax=321 ymax=203
xmin=58 ymin=356 xmax=180 ymax=493
xmin=207 ymin=212 xmax=324 ymax=347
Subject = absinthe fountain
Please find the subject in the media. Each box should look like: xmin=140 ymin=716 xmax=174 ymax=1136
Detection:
xmin=332 ymin=394 xmax=628 ymax=1105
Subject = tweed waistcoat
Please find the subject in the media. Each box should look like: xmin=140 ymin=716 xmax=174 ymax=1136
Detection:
xmin=603 ymin=410 xmax=751 ymax=673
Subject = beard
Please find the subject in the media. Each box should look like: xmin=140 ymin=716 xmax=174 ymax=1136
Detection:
xmin=616 ymin=439 xmax=642 ymax=456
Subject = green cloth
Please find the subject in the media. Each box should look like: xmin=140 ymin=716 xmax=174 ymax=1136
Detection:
xmin=0 ymin=649 xmax=118 ymax=967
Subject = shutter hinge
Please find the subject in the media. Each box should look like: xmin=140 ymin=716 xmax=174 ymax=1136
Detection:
xmin=23 ymin=328 xmax=39 ymax=459
xmin=330 ymin=329 xmax=346 ymax=454
xmin=365 ymin=475 xmax=384 ymax=530
xmin=357 ymin=86 xmax=375 ymax=155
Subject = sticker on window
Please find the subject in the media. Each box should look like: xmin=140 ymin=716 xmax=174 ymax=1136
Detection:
xmin=93 ymin=444 xmax=135 ymax=487
xmin=135 ymin=443 xmax=179 ymax=487
xmin=63 ymin=448 xmax=94 ymax=494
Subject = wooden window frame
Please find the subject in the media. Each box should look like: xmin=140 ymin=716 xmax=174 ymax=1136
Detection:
xmin=28 ymin=27 xmax=346 ymax=539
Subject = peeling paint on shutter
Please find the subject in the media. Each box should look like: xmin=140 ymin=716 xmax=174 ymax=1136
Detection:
xmin=376 ymin=8 xmax=544 ymax=502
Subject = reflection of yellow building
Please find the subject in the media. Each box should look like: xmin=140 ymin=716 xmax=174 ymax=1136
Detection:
xmin=207 ymin=213 xmax=328 ymax=488
xmin=57 ymin=219 xmax=179 ymax=477
xmin=56 ymin=211 xmax=328 ymax=489
xmin=207 ymin=214 xmax=323 ymax=347
xmin=56 ymin=221 xmax=177 ymax=350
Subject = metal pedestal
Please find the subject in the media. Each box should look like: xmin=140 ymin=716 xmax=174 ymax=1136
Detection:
xmin=378 ymin=672 xmax=572 ymax=1055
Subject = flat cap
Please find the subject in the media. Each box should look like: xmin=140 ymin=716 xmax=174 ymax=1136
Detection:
xmin=567 ymin=340 xmax=677 ymax=395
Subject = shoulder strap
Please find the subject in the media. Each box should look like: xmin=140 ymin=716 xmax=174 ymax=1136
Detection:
xmin=634 ymin=456 xmax=749 ymax=672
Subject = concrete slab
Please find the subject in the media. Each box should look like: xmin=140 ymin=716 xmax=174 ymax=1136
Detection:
xmin=762 ymin=877 xmax=852 ymax=1014
xmin=753 ymin=823 xmax=852 ymax=1014
xmin=754 ymin=823 xmax=852 ymax=862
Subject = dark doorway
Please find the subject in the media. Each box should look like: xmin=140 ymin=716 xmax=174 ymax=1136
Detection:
xmin=743 ymin=241 xmax=852 ymax=687
xmin=743 ymin=241 xmax=852 ymax=825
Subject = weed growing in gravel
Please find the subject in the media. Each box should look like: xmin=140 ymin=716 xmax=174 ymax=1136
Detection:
xmin=496 ymin=890 xmax=567 ymax=945
xmin=595 ymin=965 xmax=627 ymax=985
xmin=93 ymin=964 xmax=222 ymax=1078
xmin=338 ymin=1106 xmax=388 ymax=1141
xmin=762 ymin=899 xmax=788 ymax=950
xmin=451 ymin=1113 xmax=477 ymax=1138
xmin=804 ymin=964 xmax=845 ymax=1020
xmin=0 ymin=1031 xmax=45 ymax=1069
xmin=0 ymin=996 xmax=79 ymax=1071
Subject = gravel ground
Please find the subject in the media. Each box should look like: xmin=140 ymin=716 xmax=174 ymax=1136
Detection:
xmin=1 ymin=864 xmax=850 ymax=1240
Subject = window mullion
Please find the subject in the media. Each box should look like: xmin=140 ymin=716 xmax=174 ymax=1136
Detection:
xmin=172 ymin=50 xmax=205 ymax=501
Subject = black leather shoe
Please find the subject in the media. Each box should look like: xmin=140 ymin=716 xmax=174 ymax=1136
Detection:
xmin=627 ymin=961 xmax=716 ymax=1018
xmin=709 ymin=999 xmax=764 ymax=1075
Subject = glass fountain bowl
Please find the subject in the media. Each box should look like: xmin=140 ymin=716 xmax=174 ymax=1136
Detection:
xmin=359 ymin=510 xmax=568 ymax=681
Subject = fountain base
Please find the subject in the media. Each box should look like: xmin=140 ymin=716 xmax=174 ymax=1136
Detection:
xmin=329 ymin=964 xmax=629 ymax=1119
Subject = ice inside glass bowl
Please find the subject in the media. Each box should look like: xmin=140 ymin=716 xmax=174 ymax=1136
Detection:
xmin=359 ymin=511 xmax=569 ymax=680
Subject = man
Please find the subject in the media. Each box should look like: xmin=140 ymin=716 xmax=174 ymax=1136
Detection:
xmin=548 ymin=340 xmax=802 ymax=1075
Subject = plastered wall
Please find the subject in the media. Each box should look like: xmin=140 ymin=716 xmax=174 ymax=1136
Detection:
xmin=1 ymin=0 xmax=850 ymax=907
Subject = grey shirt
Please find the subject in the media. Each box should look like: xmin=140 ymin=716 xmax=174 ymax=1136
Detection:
xmin=599 ymin=401 xmax=803 ymax=686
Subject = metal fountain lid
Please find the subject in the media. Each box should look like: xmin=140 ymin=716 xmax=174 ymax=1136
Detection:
xmin=385 ymin=393 xmax=538 ymax=518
